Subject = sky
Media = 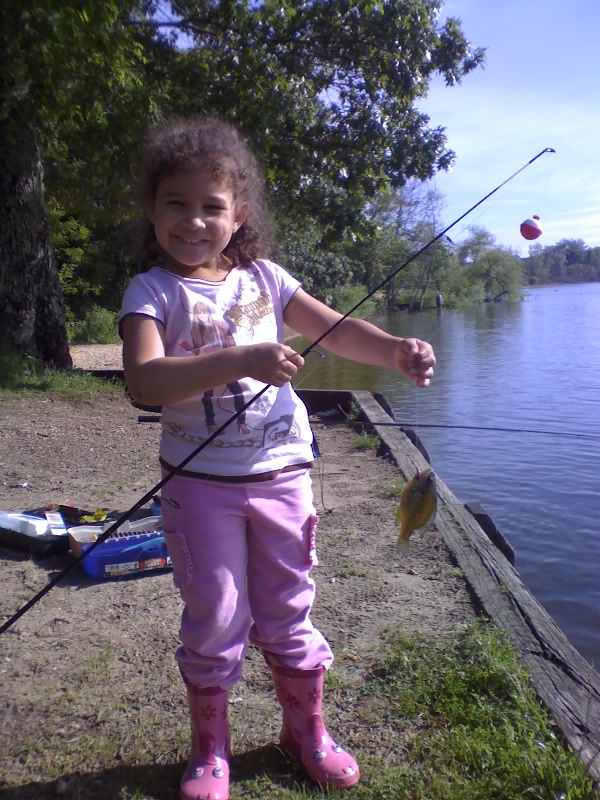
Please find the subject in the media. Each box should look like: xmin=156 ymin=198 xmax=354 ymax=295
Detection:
xmin=417 ymin=0 xmax=600 ymax=255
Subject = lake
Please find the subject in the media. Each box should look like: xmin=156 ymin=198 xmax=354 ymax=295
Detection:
xmin=294 ymin=282 xmax=600 ymax=666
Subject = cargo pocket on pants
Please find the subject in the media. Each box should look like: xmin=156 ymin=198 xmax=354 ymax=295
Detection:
xmin=163 ymin=530 xmax=193 ymax=590
xmin=307 ymin=514 xmax=319 ymax=567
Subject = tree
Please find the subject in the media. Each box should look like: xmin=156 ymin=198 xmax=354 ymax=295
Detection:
xmin=523 ymin=239 xmax=600 ymax=286
xmin=1 ymin=0 xmax=485 ymax=364
xmin=350 ymin=181 xmax=454 ymax=310
xmin=458 ymin=228 xmax=523 ymax=302
xmin=0 ymin=0 xmax=156 ymax=366
xmin=0 ymin=96 xmax=71 ymax=366
xmin=157 ymin=0 xmax=485 ymax=237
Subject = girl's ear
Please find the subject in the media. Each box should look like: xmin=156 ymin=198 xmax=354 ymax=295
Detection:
xmin=232 ymin=202 xmax=249 ymax=233
xmin=145 ymin=201 xmax=155 ymax=224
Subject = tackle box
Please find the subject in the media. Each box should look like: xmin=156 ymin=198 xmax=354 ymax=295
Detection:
xmin=67 ymin=516 xmax=171 ymax=580
xmin=0 ymin=505 xmax=90 ymax=556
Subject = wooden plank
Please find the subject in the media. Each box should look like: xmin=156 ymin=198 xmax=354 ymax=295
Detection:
xmin=349 ymin=389 xmax=600 ymax=779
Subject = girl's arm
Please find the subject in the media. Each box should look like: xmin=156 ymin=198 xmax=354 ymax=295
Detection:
xmin=283 ymin=288 xmax=435 ymax=387
xmin=122 ymin=314 xmax=304 ymax=406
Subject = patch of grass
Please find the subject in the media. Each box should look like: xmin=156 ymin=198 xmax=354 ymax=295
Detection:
xmin=447 ymin=566 xmax=465 ymax=579
xmin=4 ymin=621 xmax=597 ymax=799
xmin=383 ymin=479 xmax=405 ymax=498
xmin=0 ymin=350 xmax=122 ymax=395
xmin=335 ymin=562 xmax=372 ymax=579
xmin=357 ymin=619 xmax=597 ymax=800
xmin=119 ymin=790 xmax=149 ymax=800
xmin=354 ymin=433 xmax=379 ymax=451
xmin=346 ymin=401 xmax=362 ymax=422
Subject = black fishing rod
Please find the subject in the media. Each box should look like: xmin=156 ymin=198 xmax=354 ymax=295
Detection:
xmin=298 ymin=147 xmax=555 ymax=355
xmin=0 ymin=146 xmax=556 ymax=636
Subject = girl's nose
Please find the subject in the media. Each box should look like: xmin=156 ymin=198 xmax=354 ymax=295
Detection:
xmin=186 ymin=215 xmax=206 ymax=229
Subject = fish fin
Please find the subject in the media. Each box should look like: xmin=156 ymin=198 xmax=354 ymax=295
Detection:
xmin=395 ymin=502 xmax=407 ymax=526
xmin=418 ymin=514 xmax=437 ymax=538
xmin=395 ymin=537 xmax=410 ymax=557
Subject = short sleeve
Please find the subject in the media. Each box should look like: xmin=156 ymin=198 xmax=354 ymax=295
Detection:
xmin=119 ymin=272 xmax=166 ymax=337
xmin=258 ymin=259 xmax=301 ymax=311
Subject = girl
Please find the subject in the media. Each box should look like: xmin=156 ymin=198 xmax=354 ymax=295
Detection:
xmin=120 ymin=116 xmax=435 ymax=800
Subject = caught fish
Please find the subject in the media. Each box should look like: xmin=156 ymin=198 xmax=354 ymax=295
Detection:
xmin=395 ymin=468 xmax=437 ymax=556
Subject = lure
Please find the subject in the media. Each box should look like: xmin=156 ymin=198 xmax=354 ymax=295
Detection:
xmin=520 ymin=215 xmax=543 ymax=241
xmin=395 ymin=468 xmax=437 ymax=556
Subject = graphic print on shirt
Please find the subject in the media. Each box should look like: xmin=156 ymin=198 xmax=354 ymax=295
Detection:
xmin=263 ymin=415 xmax=301 ymax=448
xmin=225 ymin=290 xmax=272 ymax=334
xmin=179 ymin=292 xmax=249 ymax=434
xmin=170 ymin=270 xmax=302 ymax=452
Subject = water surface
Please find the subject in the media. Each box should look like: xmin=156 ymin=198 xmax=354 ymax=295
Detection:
xmin=295 ymin=283 xmax=600 ymax=665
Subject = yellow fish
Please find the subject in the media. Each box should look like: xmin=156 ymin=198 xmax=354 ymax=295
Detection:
xmin=395 ymin=468 xmax=437 ymax=556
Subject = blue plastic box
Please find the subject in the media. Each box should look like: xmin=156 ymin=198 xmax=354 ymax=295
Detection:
xmin=68 ymin=517 xmax=172 ymax=580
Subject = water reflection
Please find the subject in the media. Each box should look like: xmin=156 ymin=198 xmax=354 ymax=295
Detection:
xmin=294 ymin=283 xmax=600 ymax=664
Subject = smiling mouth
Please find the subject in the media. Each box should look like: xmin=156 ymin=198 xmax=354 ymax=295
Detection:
xmin=176 ymin=235 xmax=208 ymax=244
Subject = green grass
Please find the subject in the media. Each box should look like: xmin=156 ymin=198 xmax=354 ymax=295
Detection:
xmin=354 ymin=432 xmax=379 ymax=450
xmin=346 ymin=400 xmax=362 ymax=422
xmin=0 ymin=351 xmax=122 ymax=395
xmin=203 ymin=620 xmax=597 ymax=799
xmin=383 ymin=479 xmax=405 ymax=498
xmin=3 ymin=623 xmax=597 ymax=799
xmin=352 ymin=620 xmax=597 ymax=800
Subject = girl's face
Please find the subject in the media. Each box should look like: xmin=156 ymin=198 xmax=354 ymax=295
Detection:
xmin=147 ymin=164 xmax=247 ymax=279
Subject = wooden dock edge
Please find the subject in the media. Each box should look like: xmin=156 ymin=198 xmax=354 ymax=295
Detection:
xmin=297 ymin=388 xmax=600 ymax=780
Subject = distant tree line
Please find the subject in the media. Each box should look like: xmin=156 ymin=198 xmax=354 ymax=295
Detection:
xmin=522 ymin=240 xmax=600 ymax=286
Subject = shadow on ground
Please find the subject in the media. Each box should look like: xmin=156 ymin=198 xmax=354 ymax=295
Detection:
xmin=2 ymin=744 xmax=315 ymax=800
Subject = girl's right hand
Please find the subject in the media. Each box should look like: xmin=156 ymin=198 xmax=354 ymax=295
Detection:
xmin=245 ymin=343 xmax=305 ymax=387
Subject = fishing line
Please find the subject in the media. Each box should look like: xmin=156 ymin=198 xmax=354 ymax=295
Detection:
xmin=297 ymin=148 xmax=555 ymax=356
xmin=347 ymin=421 xmax=600 ymax=442
xmin=0 ymin=146 xmax=556 ymax=637
xmin=450 ymin=166 xmax=531 ymax=239
xmin=532 ymin=151 xmax=556 ymax=225
xmin=450 ymin=150 xmax=556 ymax=242
xmin=291 ymin=349 xmax=327 ymax=392
xmin=292 ymin=350 xmax=332 ymax=513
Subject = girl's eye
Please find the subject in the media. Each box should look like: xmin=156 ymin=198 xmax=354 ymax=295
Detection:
xmin=166 ymin=200 xmax=184 ymax=206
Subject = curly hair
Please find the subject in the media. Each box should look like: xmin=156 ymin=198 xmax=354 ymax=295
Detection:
xmin=138 ymin=116 xmax=275 ymax=266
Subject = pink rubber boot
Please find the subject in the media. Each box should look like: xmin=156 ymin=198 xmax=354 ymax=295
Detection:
xmin=181 ymin=684 xmax=230 ymax=800
xmin=269 ymin=663 xmax=360 ymax=788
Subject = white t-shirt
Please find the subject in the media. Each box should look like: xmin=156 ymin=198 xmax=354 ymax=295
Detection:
xmin=120 ymin=259 xmax=314 ymax=476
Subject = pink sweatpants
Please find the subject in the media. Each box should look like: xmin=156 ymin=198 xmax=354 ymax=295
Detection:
xmin=160 ymin=467 xmax=334 ymax=690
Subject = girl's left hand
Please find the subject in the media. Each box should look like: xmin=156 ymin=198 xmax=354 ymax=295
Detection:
xmin=395 ymin=338 xmax=436 ymax=387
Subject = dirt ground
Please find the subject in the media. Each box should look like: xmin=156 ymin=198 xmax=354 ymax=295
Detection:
xmin=0 ymin=345 xmax=476 ymax=799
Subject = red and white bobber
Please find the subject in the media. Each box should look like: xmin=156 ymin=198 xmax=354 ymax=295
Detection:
xmin=520 ymin=215 xmax=543 ymax=240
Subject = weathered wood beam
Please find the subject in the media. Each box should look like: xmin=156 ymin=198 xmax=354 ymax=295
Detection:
xmin=344 ymin=389 xmax=600 ymax=780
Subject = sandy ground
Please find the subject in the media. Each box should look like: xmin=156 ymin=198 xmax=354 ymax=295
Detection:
xmin=70 ymin=343 xmax=124 ymax=371
xmin=0 ymin=345 xmax=476 ymax=799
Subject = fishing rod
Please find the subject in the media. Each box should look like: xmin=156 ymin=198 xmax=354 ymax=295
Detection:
xmin=298 ymin=147 xmax=555 ymax=355
xmin=0 ymin=146 xmax=556 ymax=637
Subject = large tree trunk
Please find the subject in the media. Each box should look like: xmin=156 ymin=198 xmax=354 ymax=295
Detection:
xmin=0 ymin=93 xmax=72 ymax=369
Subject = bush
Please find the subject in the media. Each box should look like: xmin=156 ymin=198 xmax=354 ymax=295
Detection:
xmin=71 ymin=306 xmax=120 ymax=345
xmin=328 ymin=284 xmax=377 ymax=319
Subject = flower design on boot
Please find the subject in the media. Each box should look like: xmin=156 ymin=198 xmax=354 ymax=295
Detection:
xmin=199 ymin=703 xmax=216 ymax=721
xmin=182 ymin=687 xmax=230 ymax=800
xmin=285 ymin=691 xmax=300 ymax=709
xmin=268 ymin=664 xmax=360 ymax=790
xmin=307 ymin=688 xmax=321 ymax=704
